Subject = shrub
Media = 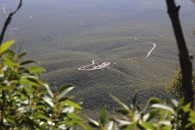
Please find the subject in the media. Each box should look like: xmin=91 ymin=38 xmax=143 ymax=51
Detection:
xmin=88 ymin=95 xmax=195 ymax=130
xmin=167 ymin=68 xmax=195 ymax=99
xmin=0 ymin=40 xmax=88 ymax=130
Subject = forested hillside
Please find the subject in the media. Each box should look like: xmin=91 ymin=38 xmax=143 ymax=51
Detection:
xmin=1 ymin=0 xmax=195 ymax=110
xmin=1 ymin=0 xmax=195 ymax=129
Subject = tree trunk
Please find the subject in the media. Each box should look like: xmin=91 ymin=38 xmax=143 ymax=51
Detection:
xmin=165 ymin=0 xmax=194 ymax=129
xmin=166 ymin=0 xmax=193 ymax=108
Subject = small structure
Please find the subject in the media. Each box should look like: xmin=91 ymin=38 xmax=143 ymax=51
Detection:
xmin=78 ymin=60 xmax=111 ymax=71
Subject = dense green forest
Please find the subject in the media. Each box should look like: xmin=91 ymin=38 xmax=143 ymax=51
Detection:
xmin=1 ymin=0 xmax=195 ymax=110
xmin=0 ymin=0 xmax=195 ymax=129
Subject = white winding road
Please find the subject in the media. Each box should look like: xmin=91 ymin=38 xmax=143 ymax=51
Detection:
xmin=145 ymin=41 xmax=156 ymax=58
xmin=133 ymin=37 xmax=157 ymax=58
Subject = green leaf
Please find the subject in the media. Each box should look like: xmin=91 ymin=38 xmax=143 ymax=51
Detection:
xmin=171 ymin=99 xmax=178 ymax=107
xmin=18 ymin=67 xmax=29 ymax=74
xmin=132 ymin=93 xmax=137 ymax=106
xmin=61 ymin=106 xmax=75 ymax=113
xmin=5 ymin=50 xmax=15 ymax=57
xmin=162 ymin=125 xmax=172 ymax=130
xmin=148 ymin=98 xmax=161 ymax=105
xmin=34 ymin=113 xmax=51 ymax=121
xmin=100 ymin=107 xmax=107 ymax=124
xmin=17 ymin=90 xmax=29 ymax=99
xmin=0 ymin=40 xmax=15 ymax=55
xmin=17 ymin=107 xmax=28 ymax=113
xmin=6 ymin=117 xmax=17 ymax=125
xmin=105 ymin=121 xmax=114 ymax=130
xmin=143 ymin=113 xmax=150 ymax=122
xmin=21 ymin=78 xmax=39 ymax=87
xmin=44 ymin=84 xmax=54 ymax=97
xmin=58 ymin=86 xmax=74 ymax=100
xmin=138 ymin=123 xmax=156 ymax=130
xmin=27 ymin=66 xmax=46 ymax=74
xmin=178 ymin=98 xmax=184 ymax=107
xmin=159 ymin=120 xmax=171 ymax=126
xmin=189 ymin=111 xmax=195 ymax=123
xmin=3 ymin=56 xmax=15 ymax=68
xmin=116 ymin=109 xmax=129 ymax=115
xmin=24 ymin=86 xmax=36 ymax=93
xmin=110 ymin=94 xmax=129 ymax=110
xmin=58 ymin=84 xmax=73 ymax=93
xmin=183 ymin=103 xmax=191 ymax=112
xmin=67 ymin=113 xmax=82 ymax=121
xmin=151 ymin=104 xmax=176 ymax=116
xmin=78 ymin=122 xmax=92 ymax=130
xmin=43 ymin=97 xmax=54 ymax=107
xmin=148 ymin=109 xmax=161 ymax=119
xmin=87 ymin=117 xmax=100 ymax=128
xmin=63 ymin=100 xmax=82 ymax=110
xmin=18 ymin=52 xmax=27 ymax=59
xmin=20 ymin=60 xmax=36 ymax=65
xmin=114 ymin=118 xmax=131 ymax=126
xmin=58 ymin=96 xmax=69 ymax=102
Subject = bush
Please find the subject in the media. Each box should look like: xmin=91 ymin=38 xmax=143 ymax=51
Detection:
xmin=167 ymin=68 xmax=195 ymax=99
xmin=88 ymin=95 xmax=195 ymax=130
xmin=0 ymin=40 xmax=88 ymax=130
xmin=166 ymin=68 xmax=183 ymax=99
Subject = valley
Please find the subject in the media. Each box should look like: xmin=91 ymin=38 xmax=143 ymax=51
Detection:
xmin=1 ymin=0 xmax=195 ymax=111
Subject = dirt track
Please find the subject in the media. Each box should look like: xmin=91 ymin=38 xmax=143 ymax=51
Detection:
xmin=133 ymin=37 xmax=157 ymax=58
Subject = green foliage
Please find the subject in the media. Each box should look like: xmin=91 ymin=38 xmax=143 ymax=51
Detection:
xmin=167 ymin=68 xmax=195 ymax=99
xmin=0 ymin=40 xmax=15 ymax=55
xmin=166 ymin=68 xmax=183 ymax=98
xmin=0 ymin=41 xmax=88 ymax=130
xmin=88 ymin=96 xmax=195 ymax=130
